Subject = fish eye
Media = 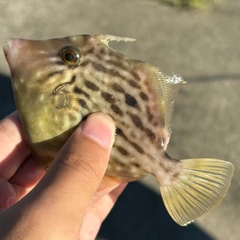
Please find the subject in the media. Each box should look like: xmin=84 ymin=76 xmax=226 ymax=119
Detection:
xmin=60 ymin=45 xmax=81 ymax=67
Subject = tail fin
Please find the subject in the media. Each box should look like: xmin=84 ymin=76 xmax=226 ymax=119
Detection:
xmin=159 ymin=158 xmax=234 ymax=226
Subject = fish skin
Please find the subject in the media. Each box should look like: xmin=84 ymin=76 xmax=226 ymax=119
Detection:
xmin=3 ymin=34 xmax=234 ymax=226
xmin=3 ymin=35 xmax=183 ymax=182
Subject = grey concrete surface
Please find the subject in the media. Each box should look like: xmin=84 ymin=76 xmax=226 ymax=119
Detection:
xmin=0 ymin=0 xmax=239 ymax=239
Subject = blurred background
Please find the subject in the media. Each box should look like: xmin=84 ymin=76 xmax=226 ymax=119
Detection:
xmin=0 ymin=0 xmax=239 ymax=239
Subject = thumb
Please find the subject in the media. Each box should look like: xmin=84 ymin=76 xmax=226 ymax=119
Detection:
xmin=39 ymin=112 xmax=116 ymax=213
xmin=41 ymin=112 xmax=116 ymax=207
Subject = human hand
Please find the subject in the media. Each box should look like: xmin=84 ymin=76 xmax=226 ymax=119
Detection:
xmin=0 ymin=112 xmax=126 ymax=240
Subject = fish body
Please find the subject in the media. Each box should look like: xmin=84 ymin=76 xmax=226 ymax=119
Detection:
xmin=3 ymin=34 xmax=234 ymax=226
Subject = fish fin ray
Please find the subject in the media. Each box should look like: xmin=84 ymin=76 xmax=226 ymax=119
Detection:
xmin=154 ymin=68 xmax=185 ymax=137
xmin=159 ymin=158 xmax=234 ymax=226
xmin=94 ymin=34 xmax=136 ymax=46
xmin=106 ymin=174 xmax=146 ymax=183
xmin=106 ymin=168 xmax=147 ymax=182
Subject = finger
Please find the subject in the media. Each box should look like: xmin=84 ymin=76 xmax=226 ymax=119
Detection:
xmin=79 ymin=183 xmax=127 ymax=240
xmin=93 ymin=175 xmax=124 ymax=200
xmin=0 ymin=112 xmax=30 ymax=180
xmin=0 ymin=156 xmax=45 ymax=209
xmin=0 ymin=178 xmax=16 ymax=210
xmin=18 ymin=113 xmax=116 ymax=238
xmin=9 ymin=155 xmax=45 ymax=191
xmin=9 ymin=156 xmax=45 ymax=201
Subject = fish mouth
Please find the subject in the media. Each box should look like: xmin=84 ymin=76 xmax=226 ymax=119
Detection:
xmin=3 ymin=38 xmax=26 ymax=68
xmin=3 ymin=44 xmax=10 ymax=62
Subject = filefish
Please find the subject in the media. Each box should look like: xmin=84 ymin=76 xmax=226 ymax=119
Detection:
xmin=3 ymin=34 xmax=234 ymax=226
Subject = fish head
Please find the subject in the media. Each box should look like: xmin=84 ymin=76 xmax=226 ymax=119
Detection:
xmin=3 ymin=35 xmax=106 ymax=98
xmin=3 ymin=35 xmax=115 ymax=168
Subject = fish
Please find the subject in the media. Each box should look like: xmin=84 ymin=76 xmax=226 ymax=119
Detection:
xmin=3 ymin=34 xmax=234 ymax=226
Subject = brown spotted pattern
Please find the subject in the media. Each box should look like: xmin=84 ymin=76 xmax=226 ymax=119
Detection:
xmin=6 ymin=34 xmax=185 ymax=180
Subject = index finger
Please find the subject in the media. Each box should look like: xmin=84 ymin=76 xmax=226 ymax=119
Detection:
xmin=0 ymin=111 xmax=30 ymax=180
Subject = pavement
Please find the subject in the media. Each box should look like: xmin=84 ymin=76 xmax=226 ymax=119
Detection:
xmin=0 ymin=0 xmax=240 ymax=239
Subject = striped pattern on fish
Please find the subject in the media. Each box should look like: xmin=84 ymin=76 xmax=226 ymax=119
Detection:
xmin=3 ymin=34 xmax=234 ymax=226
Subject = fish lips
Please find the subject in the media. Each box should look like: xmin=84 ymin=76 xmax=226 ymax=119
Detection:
xmin=4 ymin=38 xmax=29 ymax=61
xmin=3 ymin=44 xmax=11 ymax=64
xmin=3 ymin=38 xmax=28 ymax=76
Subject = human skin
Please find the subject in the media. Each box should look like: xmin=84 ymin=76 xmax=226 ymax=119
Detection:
xmin=0 ymin=112 xmax=127 ymax=240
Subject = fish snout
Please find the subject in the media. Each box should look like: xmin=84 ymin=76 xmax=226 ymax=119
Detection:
xmin=3 ymin=38 xmax=30 ymax=73
xmin=3 ymin=38 xmax=28 ymax=63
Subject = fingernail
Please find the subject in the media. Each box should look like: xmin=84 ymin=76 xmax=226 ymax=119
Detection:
xmin=80 ymin=113 xmax=116 ymax=150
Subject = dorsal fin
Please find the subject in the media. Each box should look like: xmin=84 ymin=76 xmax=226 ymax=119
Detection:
xmin=94 ymin=34 xmax=136 ymax=46
xmin=154 ymin=68 xmax=186 ymax=138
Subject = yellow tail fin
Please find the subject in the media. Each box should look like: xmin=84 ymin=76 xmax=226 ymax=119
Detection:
xmin=159 ymin=158 xmax=234 ymax=226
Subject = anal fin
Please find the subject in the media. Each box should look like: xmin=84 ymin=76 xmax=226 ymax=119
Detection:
xmin=105 ymin=174 xmax=147 ymax=183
